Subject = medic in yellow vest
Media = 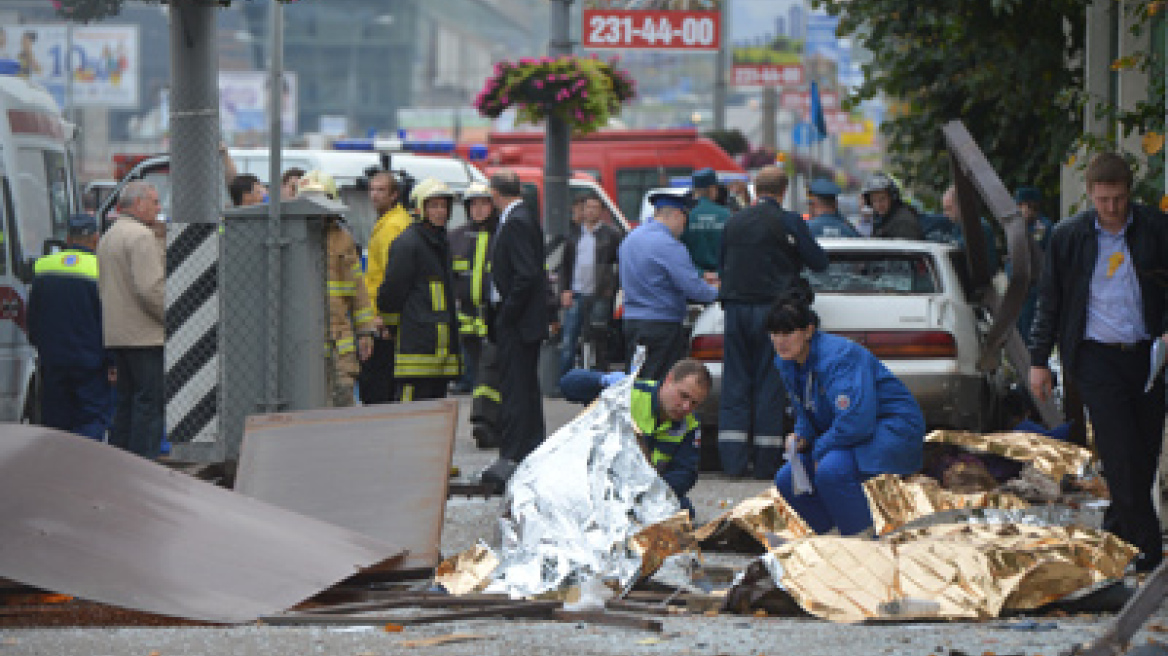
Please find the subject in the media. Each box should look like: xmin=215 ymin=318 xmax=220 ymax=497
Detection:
xmin=559 ymin=359 xmax=712 ymax=517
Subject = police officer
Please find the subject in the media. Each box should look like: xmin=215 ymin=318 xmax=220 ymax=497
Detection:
xmin=805 ymin=178 xmax=859 ymax=238
xmin=861 ymin=173 xmax=923 ymax=239
xmin=449 ymin=182 xmax=502 ymax=447
xmin=558 ymin=359 xmax=711 ymax=517
xmin=27 ymin=213 xmax=111 ymax=440
xmin=378 ymin=178 xmax=463 ymax=402
xmin=718 ymin=166 xmax=827 ymax=480
xmin=768 ymin=286 xmax=926 ymax=535
xmin=681 ymin=168 xmax=731 ymax=274
xmin=619 ymin=189 xmax=718 ymax=381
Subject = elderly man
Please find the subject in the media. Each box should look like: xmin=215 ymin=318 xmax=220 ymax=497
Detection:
xmin=98 ymin=181 xmax=166 ymax=458
xmin=619 ymin=190 xmax=718 ymax=381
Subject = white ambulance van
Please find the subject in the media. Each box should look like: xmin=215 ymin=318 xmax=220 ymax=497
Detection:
xmin=0 ymin=60 xmax=79 ymax=422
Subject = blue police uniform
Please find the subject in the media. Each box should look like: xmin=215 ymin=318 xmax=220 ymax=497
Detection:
xmin=27 ymin=243 xmax=111 ymax=440
xmin=558 ymin=369 xmax=700 ymax=515
xmin=806 ymin=212 xmax=860 ymax=238
xmin=773 ymin=331 xmax=925 ymax=535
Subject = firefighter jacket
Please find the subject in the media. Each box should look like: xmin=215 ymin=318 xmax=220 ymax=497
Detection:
xmin=448 ymin=217 xmax=497 ymax=338
xmin=364 ymin=203 xmax=414 ymax=326
xmin=377 ymin=221 xmax=462 ymax=380
xmin=327 ymin=220 xmax=377 ymax=374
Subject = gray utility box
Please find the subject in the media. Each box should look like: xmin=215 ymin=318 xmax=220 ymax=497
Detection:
xmin=214 ymin=196 xmax=338 ymax=460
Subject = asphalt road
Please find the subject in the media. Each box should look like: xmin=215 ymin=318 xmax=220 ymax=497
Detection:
xmin=4 ymin=395 xmax=1167 ymax=656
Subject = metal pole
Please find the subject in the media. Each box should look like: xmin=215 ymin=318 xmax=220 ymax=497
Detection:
xmin=169 ymin=2 xmax=220 ymax=224
xmin=712 ymin=1 xmax=726 ymax=131
xmin=544 ymin=0 xmax=573 ymax=246
xmin=265 ymin=0 xmax=285 ymax=412
xmin=64 ymin=23 xmax=74 ymax=125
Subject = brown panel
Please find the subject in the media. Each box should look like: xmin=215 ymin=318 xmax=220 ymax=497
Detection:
xmin=0 ymin=425 xmax=403 ymax=624
xmin=235 ymin=399 xmax=458 ymax=571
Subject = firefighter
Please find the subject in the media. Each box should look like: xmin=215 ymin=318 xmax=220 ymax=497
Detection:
xmin=377 ymin=178 xmax=462 ymax=402
xmin=448 ymin=182 xmax=502 ymax=447
xmin=299 ymin=170 xmax=379 ymax=407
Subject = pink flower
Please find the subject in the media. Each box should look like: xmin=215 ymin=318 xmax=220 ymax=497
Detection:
xmin=580 ymin=91 xmax=588 ymax=98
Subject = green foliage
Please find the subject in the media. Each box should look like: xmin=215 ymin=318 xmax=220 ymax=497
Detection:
xmin=55 ymin=0 xmax=291 ymax=23
xmin=813 ymin=0 xmax=1089 ymax=209
xmin=703 ymin=129 xmax=749 ymax=156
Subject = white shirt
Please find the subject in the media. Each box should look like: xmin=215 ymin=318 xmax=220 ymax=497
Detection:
xmin=490 ymin=199 xmax=522 ymax=304
xmin=572 ymin=222 xmax=598 ymax=295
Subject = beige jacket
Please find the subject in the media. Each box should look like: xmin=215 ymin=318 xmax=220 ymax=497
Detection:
xmin=97 ymin=216 xmax=166 ymax=347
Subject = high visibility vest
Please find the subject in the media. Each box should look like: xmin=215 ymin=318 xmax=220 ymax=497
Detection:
xmin=35 ymin=249 xmax=99 ymax=281
xmin=629 ymin=380 xmax=699 ymax=468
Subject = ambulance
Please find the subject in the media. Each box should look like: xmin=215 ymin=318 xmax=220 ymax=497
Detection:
xmin=0 ymin=60 xmax=80 ymax=422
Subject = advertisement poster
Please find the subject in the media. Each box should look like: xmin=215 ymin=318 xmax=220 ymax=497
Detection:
xmin=218 ymin=71 xmax=298 ymax=137
xmin=581 ymin=0 xmax=722 ymax=51
xmin=3 ymin=24 xmax=139 ymax=108
xmin=730 ymin=0 xmax=806 ymax=88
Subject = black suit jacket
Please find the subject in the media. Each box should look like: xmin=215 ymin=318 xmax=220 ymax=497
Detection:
xmin=491 ymin=200 xmax=549 ymax=344
xmin=1029 ymin=203 xmax=1168 ymax=375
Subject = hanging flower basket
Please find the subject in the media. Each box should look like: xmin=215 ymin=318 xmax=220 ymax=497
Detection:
xmin=54 ymin=0 xmax=302 ymax=24
xmin=474 ymin=55 xmax=636 ymax=136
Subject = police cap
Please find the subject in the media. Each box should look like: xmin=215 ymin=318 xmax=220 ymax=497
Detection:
xmin=691 ymin=167 xmax=717 ymax=189
xmin=68 ymin=213 xmax=98 ymax=236
xmin=807 ymin=178 xmax=841 ymax=198
xmin=648 ymin=189 xmax=697 ymax=212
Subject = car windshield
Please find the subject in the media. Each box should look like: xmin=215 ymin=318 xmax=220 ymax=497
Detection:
xmin=809 ymin=251 xmax=940 ymax=294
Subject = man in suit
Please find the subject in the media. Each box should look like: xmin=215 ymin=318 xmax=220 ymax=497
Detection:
xmin=481 ymin=170 xmax=549 ymax=492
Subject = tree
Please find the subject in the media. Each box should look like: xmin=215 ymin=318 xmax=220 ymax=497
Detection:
xmin=814 ymin=0 xmax=1088 ymax=208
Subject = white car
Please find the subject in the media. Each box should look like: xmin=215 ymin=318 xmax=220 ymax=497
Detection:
xmin=689 ymin=238 xmax=1009 ymax=433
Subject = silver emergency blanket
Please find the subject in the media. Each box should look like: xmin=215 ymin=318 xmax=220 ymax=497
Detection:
xmin=486 ymin=356 xmax=681 ymax=598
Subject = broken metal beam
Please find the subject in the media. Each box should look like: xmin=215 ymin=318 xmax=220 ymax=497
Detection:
xmin=260 ymin=600 xmax=561 ymax=626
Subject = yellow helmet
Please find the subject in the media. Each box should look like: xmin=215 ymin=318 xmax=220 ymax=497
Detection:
xmin=298 ymin=169 xmax=338 ymax=200
xmin=462 ymin=181 xmax=491 ymax=202
xmin=411 ymin=177 xmax=455 ymax=208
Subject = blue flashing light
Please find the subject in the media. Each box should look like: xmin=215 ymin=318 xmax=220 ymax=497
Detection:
xmin=333 ymin=138 xmax=375 ymax=151
xmin=403 ymin=140 xmax=455 ymax=154
xmin=0 ymin=59 xmax=21 ymax=76
xmin=468 ymin=144 xmax=489 ymax=161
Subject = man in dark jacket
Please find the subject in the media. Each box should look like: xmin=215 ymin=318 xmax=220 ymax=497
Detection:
xmin=718 ymin=166 xmax=828 ymax=479
xmin=861 ymin=172 xmax=923 ymax=240
xmin=377 ymin=178 xmax=462 ymax=402
xmin=481 ymin=170 xmax=548 ymax=492
xmin=558 ymin=192 xmax=622 ymax=376
xmin=28 ymin=213 xmax=112 ymax=440
xmin=1029 ymin=152 xmax=1168 ymax=573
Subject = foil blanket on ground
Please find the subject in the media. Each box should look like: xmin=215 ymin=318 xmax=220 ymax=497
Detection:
xmin=486 ymin=367 xmax=681 ymax=598
xmin=694 ymin=487 xmax=814 ymax=550
xmin=762 ymin=522 xmax=1136 ymax=623
xmin=863 ymin=474 xmax=1030 ymax=535
xmin=925 ymin=430 xmax=1093 ymax=482
xmin=435 ymin=542 xmax=500 ymax=596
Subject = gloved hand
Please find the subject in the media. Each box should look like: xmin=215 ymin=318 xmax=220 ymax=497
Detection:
xmin=600 ymin=371 xmax=627 ymax=387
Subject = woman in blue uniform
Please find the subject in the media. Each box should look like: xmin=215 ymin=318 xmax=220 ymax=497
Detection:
xmin=768 ymin=286 xmax=926 ymax=535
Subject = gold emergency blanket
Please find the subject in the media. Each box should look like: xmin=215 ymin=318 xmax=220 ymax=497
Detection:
xmin=768 ymin=523 xmax=1136 ymax=623
xmin=434 ymin=542 xmax=500 ymax=596
xmin=631 ymin=512 xmax=697 ymax=577
xmin=926 ymin=430 xmax=1093 ymax=482
xmin=694 ymin=487 xmax=813 ymax=550
xmin=864 ymin=474 xmax=1030 ymax=535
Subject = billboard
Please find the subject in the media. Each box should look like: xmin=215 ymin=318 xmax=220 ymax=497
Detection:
xmin=581 ymin=0 xmax=722 ymax=51
xmin=3 ymin=24 xmax=139 ymax=108
xmin=218 ymin=71 xmax=298 ymax=137
xmin=730 ymin=0 xmax=806 ymax=88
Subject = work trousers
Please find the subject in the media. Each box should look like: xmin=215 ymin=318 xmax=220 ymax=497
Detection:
xmin=1075 ymin=340 xmax=1165 ymax=568
xmin=471 ymin=340 xmax=502 ymax=445
xmin=357 ymin=336 xmax=395 ymax=405
xmin=775 ymin=447 xmax=876 ymax=535
xmin=109 ymin=346 xmax=164 ymax=459
xmin=40 ymin=364 xmax=111 ymax=441
xmin=460 ymin=335 xmax=483 ymax=392
xmin=719 ymin=302 xmax=786 ymax=479
xmin=394 ymin=378 xmax=449 ymax=403
xmin=623 ymin=318 xmax=686 ymax=382
xmin=496 ymin=330 xmax=546 ymax=463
